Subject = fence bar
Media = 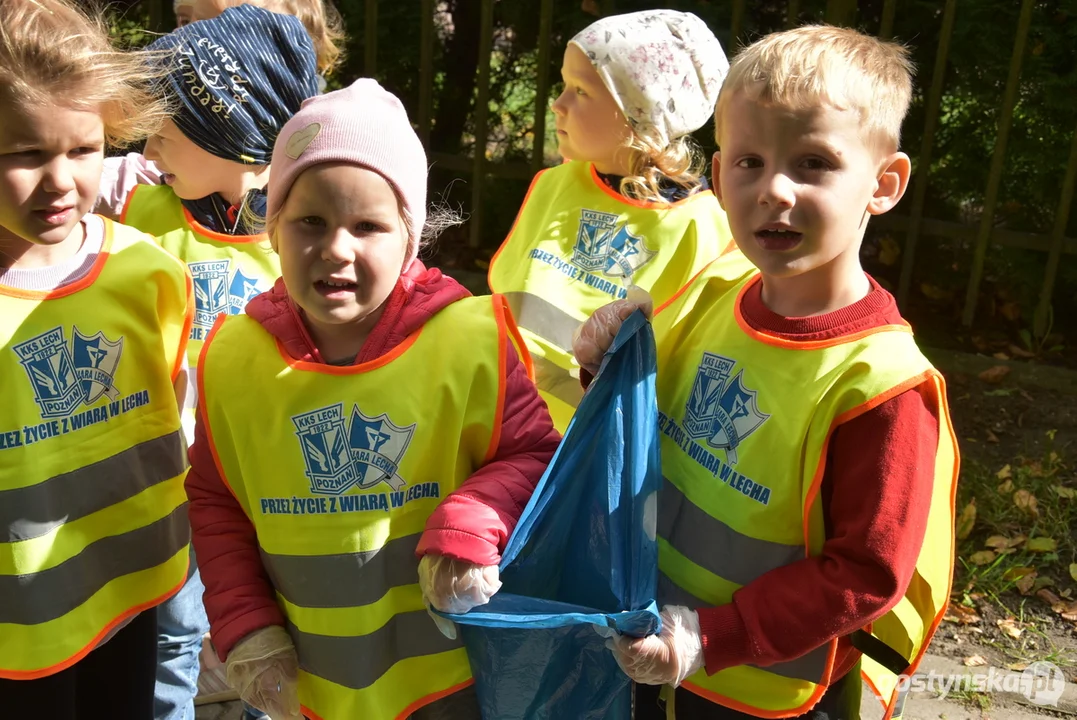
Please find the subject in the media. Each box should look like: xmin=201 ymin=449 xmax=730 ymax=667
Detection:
xmin=1034 ymin=125 xmax=1077 ymax=337
xmin=785 ymin=0 xmax=801 ymax=29
xmin=417 ymin=0 xmax=434 ymax=146
xmin=897 ymin=0 xmax=957 ymax=307
xmin=364 ymin=0 xmax=377 ymax=76
xmin=877 ymin=214 xmax=1077 ymax=256
xmin=468 ymin=0 xmax=495 ymax=248
xmin=730 ymin=0 xmax=746 ymax=49
xmin=879 ymin=0 xmax=898 ymax=38
xmin=531 ymin=0 xmax=555 ymax=174
xmin=961 ymin=0 xmax=1034 ymax=326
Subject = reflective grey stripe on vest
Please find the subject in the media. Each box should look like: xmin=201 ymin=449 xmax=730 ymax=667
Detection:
xmin=657 ymin=573 xmax=829 ymax=683
xmin=503 ymin=291 xmax=580 ymax=351
xmin=658 ymin=478 xmax=804 ymax=587
xmin=0 ymin=502 xmax=190 ymax=625
xmin=1 ymin=430 xmax=187 ymax=543
xmin=532 ymin=355 xmax=584 ymax=409
xmin=262 ymin=534 xmax=422 ymax=609
xmin=288 ymin=609 xmax=462 ymax=691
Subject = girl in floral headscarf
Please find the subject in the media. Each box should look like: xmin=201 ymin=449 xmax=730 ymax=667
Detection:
xmin=488 ymin=10 xmax=754 ymax=433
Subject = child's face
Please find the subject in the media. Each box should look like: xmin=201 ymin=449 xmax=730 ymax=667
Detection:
xmin=276 ymin=163 xmax=409 ymax=353
xmin=0 ymin=102 xmax=103 ymax=257
xmin=144 ymin=119 xmax=252 ymax=203
xmin=191 ymin=0 xmax=230 ymax=21
xmin=551 ymin=44 xmax=632 ymax=174
xmin=714 ymin=92 xmax=908 ymax=288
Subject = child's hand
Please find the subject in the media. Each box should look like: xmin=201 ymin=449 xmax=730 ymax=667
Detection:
xmin=607 ymin=605 xmax=704 ymax=687
xmin=418 ymin=554 xmax=502 ymax=615
xmin=572 ymin=286 xmax=653 ymax=376
xmin=225 ymin=625 xmax=302 ymax=719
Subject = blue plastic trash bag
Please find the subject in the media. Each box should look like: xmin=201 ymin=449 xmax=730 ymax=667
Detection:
xmin=442 ymin=309 xmax=661 ymax=720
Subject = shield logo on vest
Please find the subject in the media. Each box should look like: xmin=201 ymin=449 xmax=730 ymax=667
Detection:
xmin=347 ymin=406 xmax=414 ymax=491
xmin=684 ymin=352 xmax=769 ymax=465
xmin=293 ymin=404 xmax=358 ymax=495
xmin=13 ymin=326 xmax=85 ymax=418
xmin=190 ymin=260 xmax=231 ymax=326
xmin=72 ymin=328 xmax=123 ymax=405
xmin=706 ymin=370 xmax=769 ymax=465
xmin=684 ymin=352 xmax=735 ymax=438
xmin=572 ymin=209 xmax=656 ymax=278
xmin=228 ymin=268 xmax=264 ymax=315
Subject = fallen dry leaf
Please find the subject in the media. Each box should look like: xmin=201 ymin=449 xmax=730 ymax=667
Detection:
xmin=997 ymin=479 xmax=1015 ymax=494
xmin=1013 ymin=489 xmax=1039 ymax=517
xmin=1007 ymin=661 xmax=1030 ymax=671
xmin=964 ymin=654 xmax=988 ymax=667
xmin=1070 ymin=564 xmax=1077 ymax=584
xmin=1025 ymin=537 xmax=1058 ymax=553
xmin=1015 ymin=572 xmax=1037 ymax=595
xmin=1019 ymin=389 xmax=1035 ymax=402
xmin=944 ymin=605 xmax=982 ymax=624
xmin=999 ymin=302 xmax=1022 ymax=322
xmin=986 ymin=429 xmax=1000 ymax=443
xmin=1054 ymin=485 xmax=1077 ymax=500
xmin=1004 ymin=566 xmax=1036 ymax=581
xmin=956 ymin=500 xmax=976 ymax=539
xmin=978 ymin=365 xmax=1011 ymax=384
xmin=1036 ymin=589 xmax=1062 ymax=606
xmin=1008 ymin=344 xmax=1037 ymax=359
xmin=985 ymin=535 xmax=1012 ymax=549
xmin=992 ymin=352 xmax=1011 ymax=361
xmin=921 ymin=283 xmax=953 ymax=301
xmin=969 ymin=550 xmax=997 ymax=566
xmin=997 ymin=617 xmax=1024 ymax=639
xmin=996 ymin=464 xmax=1013 ymax=480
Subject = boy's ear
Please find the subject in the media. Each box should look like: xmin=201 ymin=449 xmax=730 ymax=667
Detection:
xmin=711 ymin=151 xmax=724 ymax=207
xmin=868 ymin=151 xmax=912 ymax=216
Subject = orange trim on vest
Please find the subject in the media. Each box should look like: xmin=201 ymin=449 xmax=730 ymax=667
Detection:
xmin=800 ymin=368 xmax=939 ymax=552
xmin=587 ymin=163 xmax=712 ymax=210
xmin=485 ymin=295 xmax=510 ymax=463
xmin=273 ymin=329 xmax=423 ymax=375
xmin=733 ymin=276 xmax=913 ymax=351
xmin=0 ymin=216 xmax=114 ymax=300
xmin=654 ymin=257 xmax=718 ymax=315
xmin=0 ymin=558 xmax=188 ymax=680
xmin=394 ymin=678 xmax=476 ymax=720
xmin=172 ymin=271 xmax=195 ymax=381
xmin=719 ymin=238 xmax=740 ymax=257
xmin=198 ymin=315 xmax=244 ymax=505
xmin=181 ymin=207 xmax=268 ymax=245
xmin=119 ymin=186 xmax=139 ymax=225
xmin=682 ymin=649 xmax=835 ymax=719
xmin=488 ymin=168 xmax=548 ymax=290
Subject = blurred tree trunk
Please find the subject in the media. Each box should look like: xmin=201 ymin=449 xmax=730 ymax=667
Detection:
xmin=430 ymin=0 xmax=482 ymax=156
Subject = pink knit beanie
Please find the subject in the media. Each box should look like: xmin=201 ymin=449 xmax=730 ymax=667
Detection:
xmin=267 ymin=79 xmax=427 ymax=266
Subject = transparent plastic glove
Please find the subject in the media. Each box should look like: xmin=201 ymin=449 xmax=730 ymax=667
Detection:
xmin=418 ymin=554 xmax=502 ymax=614
xmin=572 ymin=285 xmax=654 ymax=376
xmin=607 ymin=605 xmax=704 ymax=687
xmin=225 ymin=626 xmax=302 ymax=720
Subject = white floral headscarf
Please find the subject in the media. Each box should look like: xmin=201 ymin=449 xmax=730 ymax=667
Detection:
xmin=570 ymin=10 xmax=729 ymax=147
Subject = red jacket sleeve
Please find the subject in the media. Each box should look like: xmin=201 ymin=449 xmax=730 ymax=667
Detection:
xmin=695 ymin=383 xmax=939 ymax=677
xmin=416 ymin=337 xmax=560 ymax=565
xmin=186 ymin=414 xmax=286 ymax=662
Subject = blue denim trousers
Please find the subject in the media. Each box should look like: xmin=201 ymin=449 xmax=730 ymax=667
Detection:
xmin=154 ymin=553 xmax=210 ymax=720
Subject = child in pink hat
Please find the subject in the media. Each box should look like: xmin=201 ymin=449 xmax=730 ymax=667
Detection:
xmin=185 ymin=79 xmax=559 ymax=720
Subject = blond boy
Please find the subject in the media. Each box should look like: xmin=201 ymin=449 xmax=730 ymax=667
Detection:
xmin=576 ymin=25 xmax=958 ymax=720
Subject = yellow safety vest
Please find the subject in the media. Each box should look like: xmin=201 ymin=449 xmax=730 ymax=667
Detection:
xmin=0 ymin=218 xmax=192 ymax=679
xmin=199 ymin=295 xmax=518 ymax=720
xmin=121 ymin=184 xmax=280 ymax=363
xmin=488 ymin=160 xmax=744 ymax=432
xmin=651 ymin=268 xmax=958 ymax=720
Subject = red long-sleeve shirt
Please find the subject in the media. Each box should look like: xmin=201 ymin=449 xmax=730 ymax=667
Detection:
xmin=694 ymin=275 xmax=939 ymax=682
xmin=186 ymin=264 xmax=560 ymax=660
